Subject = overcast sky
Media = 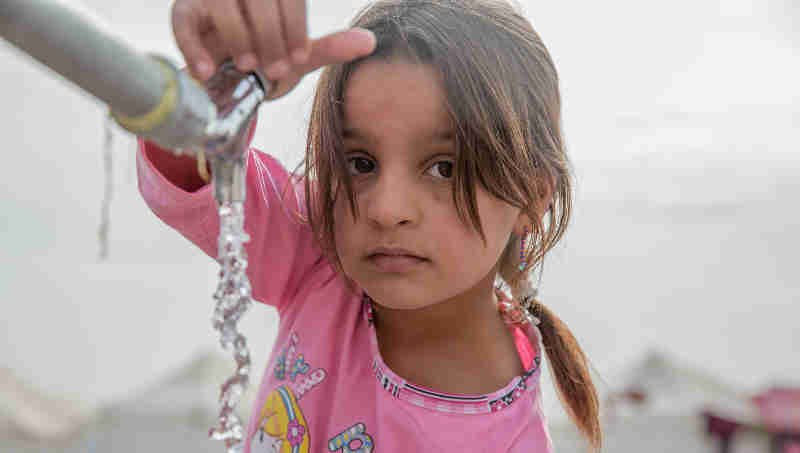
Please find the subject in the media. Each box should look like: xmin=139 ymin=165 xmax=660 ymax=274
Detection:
xmin=0 ymin=0 xmax=798 ymax=423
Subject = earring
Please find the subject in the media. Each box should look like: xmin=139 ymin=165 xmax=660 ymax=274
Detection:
xmin=519 ymin=226 xmax=529 ymax=271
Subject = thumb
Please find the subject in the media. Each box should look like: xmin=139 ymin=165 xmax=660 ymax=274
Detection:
xmin=300 ymin=28 xmax=377 ymax=73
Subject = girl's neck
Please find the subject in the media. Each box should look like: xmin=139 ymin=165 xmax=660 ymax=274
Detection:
xmin=370 ymin=272 xmax=525 ymax=394
xmin=371 ymin=272 xmax=500 ymax=346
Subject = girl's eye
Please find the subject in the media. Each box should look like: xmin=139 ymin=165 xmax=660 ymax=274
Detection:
xmin=347 ymin=156 xmax=376 ymax=175
xmin=426 ymin=160 xmax=454 ymax=179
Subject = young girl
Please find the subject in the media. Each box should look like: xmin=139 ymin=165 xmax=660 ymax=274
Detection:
xmin=141 ymin=0 xmax=600 ymax=451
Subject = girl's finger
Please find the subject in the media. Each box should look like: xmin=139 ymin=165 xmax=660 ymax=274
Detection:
xmin=298 ymin=28 xmax=376 ymax=74
xmin=171 ymin=1 xmax=217 ymax=79
xmin=277 ymin=0 xmax=309 ymax=64
xmin=241 ymin=0 xmax=289 ymax=79
xmin=265 ymin=28 xmax=374 ymax=99
xmin=206 ymin=0 xmax=257 ymax=72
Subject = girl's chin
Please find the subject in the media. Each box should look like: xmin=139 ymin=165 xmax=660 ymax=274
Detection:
xmin=361 ymin=286 xmax=440 ymax=311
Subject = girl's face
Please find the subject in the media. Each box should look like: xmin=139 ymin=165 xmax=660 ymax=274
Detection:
xmin=333 ymin=58 xmax=525 ymax=310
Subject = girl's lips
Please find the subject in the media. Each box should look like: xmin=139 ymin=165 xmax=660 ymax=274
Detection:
xmin=367 ymin=253 xmax=428 ymax=272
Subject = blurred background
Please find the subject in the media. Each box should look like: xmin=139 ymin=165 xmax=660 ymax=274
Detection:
xmin=0 ymin=0 xmax=798 ymax=451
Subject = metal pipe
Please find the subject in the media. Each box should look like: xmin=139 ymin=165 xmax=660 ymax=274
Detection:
xmin=0 ymin=0 xmax=165 ymax=118
xmin=0 ymin=0 xmax=272 ymax=188
xmin=0 ymin=0 xmax=227 ymax=151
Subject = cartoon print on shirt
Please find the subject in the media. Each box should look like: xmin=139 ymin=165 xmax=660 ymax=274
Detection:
xmin=251 ymin=385 xmax=308 ymax=453
xmin=251 ymin=332 xmax=328 ymax=453
xmin=328 ymin=423 xmax=374 ymax=453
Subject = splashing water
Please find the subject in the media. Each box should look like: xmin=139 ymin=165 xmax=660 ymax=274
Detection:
xmin=209 ymin=200 xmax=253 ymax=452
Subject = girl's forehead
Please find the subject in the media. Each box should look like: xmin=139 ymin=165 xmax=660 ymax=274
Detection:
xmin=342 ymin=59 xmax=453 ymax=142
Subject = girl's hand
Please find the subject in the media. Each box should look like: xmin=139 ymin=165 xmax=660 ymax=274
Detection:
xmin=171 ymin=0 xmax=376 ymax=98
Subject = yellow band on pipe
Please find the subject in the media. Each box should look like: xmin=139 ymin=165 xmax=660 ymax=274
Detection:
xmin=111 ymin=58 xmax=177 ymax=133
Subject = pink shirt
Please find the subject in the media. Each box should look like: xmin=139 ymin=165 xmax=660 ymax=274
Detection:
xmin=136 ymin=138 xmax=554 ymax=452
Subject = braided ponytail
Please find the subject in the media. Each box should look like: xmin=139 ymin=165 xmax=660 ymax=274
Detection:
xmin=499 ymin=233 xmax=602 ymax=452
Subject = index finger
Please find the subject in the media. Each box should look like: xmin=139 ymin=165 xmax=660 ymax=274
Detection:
xmin=298 ymin=28 xmax=376 ymax=73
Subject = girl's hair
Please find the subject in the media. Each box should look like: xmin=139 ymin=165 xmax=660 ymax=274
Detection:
xmin=301 ymin=0 xmax=600 ymax=449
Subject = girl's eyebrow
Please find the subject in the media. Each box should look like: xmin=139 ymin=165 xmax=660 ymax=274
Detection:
xmin=343 ymin=127 xmax=454 ymax=144
xmin=426 ymin=130 xmax=455 ymax=143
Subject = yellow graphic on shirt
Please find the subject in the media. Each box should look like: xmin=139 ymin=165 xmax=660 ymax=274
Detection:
xmin=251 ymin=386 xmax=309 ymax=453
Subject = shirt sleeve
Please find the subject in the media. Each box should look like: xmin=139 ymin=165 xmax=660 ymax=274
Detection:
xmin=135 ymin=135 xmax=326 ymax=313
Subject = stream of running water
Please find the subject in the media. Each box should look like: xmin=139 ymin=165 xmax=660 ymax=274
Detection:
xmin=203 ymin=63 xmax=265 ymax=452
xmin=209 ymin=200 xmax=253 ymax=452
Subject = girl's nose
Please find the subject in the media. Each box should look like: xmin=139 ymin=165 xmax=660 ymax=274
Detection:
xmin=363 ymin=172 xmax=420 ymax=229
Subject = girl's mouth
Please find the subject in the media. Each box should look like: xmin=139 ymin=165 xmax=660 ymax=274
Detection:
xmin=367 ymin=253 xmax=428 ymax=272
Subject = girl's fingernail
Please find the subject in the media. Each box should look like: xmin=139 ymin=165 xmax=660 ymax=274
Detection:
xmin=236 ymin=53 xmax=258 ymax=71
xmin=266 ymin=59 xmax=290 ymax=79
